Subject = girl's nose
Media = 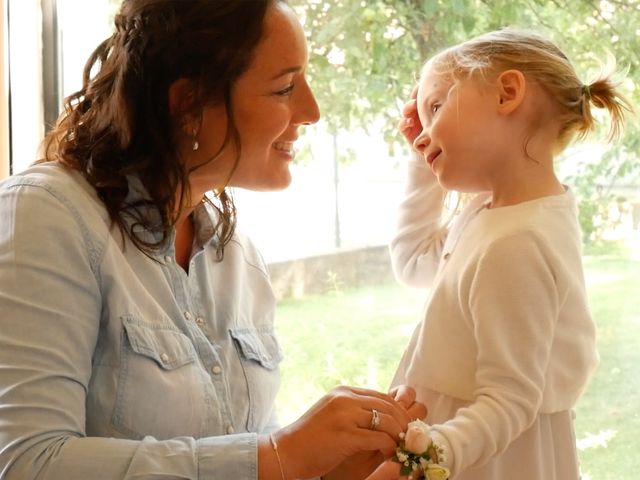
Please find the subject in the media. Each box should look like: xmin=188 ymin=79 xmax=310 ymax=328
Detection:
xmin=412 ymin=129 xmax=430 ymax=152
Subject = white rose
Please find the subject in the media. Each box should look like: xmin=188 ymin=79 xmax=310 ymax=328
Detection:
xmin=404 ymin=420 xmax=431 ymax=455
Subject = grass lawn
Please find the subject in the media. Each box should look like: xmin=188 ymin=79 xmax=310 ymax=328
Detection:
xmin=274 ymin=255 xmax=640 ymax=479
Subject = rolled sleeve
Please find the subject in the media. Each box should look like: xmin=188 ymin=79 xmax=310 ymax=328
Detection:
xmin=197 ymin=433 xmax=258 ymax=479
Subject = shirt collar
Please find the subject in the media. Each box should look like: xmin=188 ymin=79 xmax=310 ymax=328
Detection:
xmin=123 ymin=175 xmax=219 ymax=250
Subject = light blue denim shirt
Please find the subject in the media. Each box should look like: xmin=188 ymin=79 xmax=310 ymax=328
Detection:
xmin=0 ymin=163 xmax=283 ymax=479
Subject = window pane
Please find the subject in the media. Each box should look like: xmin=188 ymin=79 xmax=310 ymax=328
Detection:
xmin=57 ymin=0 xmax=116 ymax=98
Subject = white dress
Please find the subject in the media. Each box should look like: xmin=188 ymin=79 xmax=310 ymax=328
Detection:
xmin=389 ymin=154 xmax=598 ymax=479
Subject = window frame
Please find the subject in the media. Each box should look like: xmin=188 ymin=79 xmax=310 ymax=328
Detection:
xmin=1 ymin=0 xmax=10 ymax=178
xmin=2 ymin=0 xmax=60 ymax=178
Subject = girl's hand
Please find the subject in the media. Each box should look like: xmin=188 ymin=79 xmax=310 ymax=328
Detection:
xmin=389 ymin=385 xmax=427 ymax=420
xmin=398 ymin=85 xmax=422 ymax=146
xmin=271 ymin=385 xmax=414 ymax=479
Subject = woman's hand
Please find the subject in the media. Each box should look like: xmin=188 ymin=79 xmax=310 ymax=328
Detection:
xmin=365 ymin=459 xmax=405 ymax=480
xmin=398 ymin=84 xmax=422 ymax=146
xmin=321 ymin=386 xmax=427 ymax=480
xmin=270 ymin=385 xmax=415 ymax=480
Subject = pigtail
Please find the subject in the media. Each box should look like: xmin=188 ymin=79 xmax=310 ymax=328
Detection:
xmin=578 ymin=74 xmax=633 ymax=142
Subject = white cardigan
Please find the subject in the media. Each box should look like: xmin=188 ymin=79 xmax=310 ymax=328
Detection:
xmin=390 ymin=153 xmax=598 ymax=477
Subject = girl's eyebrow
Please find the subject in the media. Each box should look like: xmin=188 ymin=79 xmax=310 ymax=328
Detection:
xmin=270 ymin=66 xmax=302 ymax=80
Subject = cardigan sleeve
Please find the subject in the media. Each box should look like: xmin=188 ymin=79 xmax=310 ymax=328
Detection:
xmin=389 ymin=152 xmax=448 ymax=288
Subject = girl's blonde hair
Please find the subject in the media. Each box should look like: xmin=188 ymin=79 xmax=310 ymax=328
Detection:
xmin=430 ymin=28 xmax=632 ymax=152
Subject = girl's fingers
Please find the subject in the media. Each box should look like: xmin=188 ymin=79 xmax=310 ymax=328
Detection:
xmin=410 ymin=83 xmax=419 ymax=100
xmin=402 ymin=98 xmax=418 ymax=117
xmin=389 ymin=385 xmax=416 ymax=409
xmin=399 ymin=95 xmax=422 ymax=145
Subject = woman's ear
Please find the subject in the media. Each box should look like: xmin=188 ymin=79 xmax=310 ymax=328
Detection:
xmin=168 ymin=78 xmax=201 ymax=136
xmin=496 ymin=69 xmax=526 ymax=115
xmin=169 ymin=78 xmax=198 ymax=117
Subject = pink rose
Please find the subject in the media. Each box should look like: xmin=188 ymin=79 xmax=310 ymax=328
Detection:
xmin=404 ymin=420 xmax=431 ymax=455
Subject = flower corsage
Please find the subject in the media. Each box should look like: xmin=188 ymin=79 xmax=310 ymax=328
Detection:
xmin=393 ymin=419 xmax=450 ymax=480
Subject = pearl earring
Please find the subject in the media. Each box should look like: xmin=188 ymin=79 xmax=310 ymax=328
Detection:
xmin=192 ymin=128 xmax=199 ymax=151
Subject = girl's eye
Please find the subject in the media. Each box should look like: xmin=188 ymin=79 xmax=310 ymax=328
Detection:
xmin=431 ymin=103 xmax=441 ymax=114
xmin=275 ymin=84 xmax=295 ymax=96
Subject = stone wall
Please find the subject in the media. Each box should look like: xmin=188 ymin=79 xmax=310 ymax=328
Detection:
xmin=267 ymin=245 xmax=395 ymax=300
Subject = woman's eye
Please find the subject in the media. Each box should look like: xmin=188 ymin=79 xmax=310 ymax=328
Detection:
xmin=431 ymin=103 xmax=441 ymax=114
xmin=275 ymin=84 xmax=295 ymax=96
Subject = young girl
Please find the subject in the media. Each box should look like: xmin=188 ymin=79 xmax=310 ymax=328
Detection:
xmin=390 ymin=29 xmax=631 ymax=479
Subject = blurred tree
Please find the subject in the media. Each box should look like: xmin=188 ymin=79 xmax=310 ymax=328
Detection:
xmin=290 ymin=0 xmax=639 ymax=247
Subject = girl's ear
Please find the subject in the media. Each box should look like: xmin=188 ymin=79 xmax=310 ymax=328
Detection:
xmin=496 ymin=69 xmax=526 ymax=115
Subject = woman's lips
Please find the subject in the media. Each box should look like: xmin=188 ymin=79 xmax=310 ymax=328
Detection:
xmin=273 ymin=142 xmax=294 ymax=154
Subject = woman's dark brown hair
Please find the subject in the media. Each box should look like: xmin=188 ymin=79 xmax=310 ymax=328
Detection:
xmin=41 ymin=0 xmax=278 ymax=258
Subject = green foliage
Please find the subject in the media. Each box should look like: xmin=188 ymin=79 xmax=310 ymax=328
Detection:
xmin=290 ymin=0 xmax=640 ymax=247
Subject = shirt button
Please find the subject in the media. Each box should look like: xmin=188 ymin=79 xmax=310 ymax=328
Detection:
xmin=164 ymin=255 xmax=173 ymax=263
xmin=443 ymin=252 xmax=451 ymax=260
xmin=211 ymin=365 xmax=222 ymax=375
xmin=184 ymin=311 xmax=193 ymax=321
xmin=226 ymin=426 xmax=235 ymax=434
xmin=196 ymin=317 xmax=205 ymax=326
xmin=160 ymin=353 xmax=169 ymax=363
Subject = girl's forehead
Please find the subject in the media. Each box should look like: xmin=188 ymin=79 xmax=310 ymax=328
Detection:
xmin=418 ymin=63 xmax=452 ymax=97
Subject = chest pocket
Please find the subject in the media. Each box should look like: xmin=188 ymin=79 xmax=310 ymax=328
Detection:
xmin=230 ymin=326 xmax=283 ymax=432
xmin=124 ymin=318 xmax=196 ymax=370
xmin=112 ymin=316 xmax=210 ymax=439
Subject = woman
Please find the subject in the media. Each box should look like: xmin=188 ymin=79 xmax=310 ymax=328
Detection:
xmin=0 ymin=1 xmax=424 ymax=479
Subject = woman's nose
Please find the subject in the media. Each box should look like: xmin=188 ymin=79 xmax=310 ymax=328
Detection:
xmin=296 ymin=78 xmax=320 ymax=126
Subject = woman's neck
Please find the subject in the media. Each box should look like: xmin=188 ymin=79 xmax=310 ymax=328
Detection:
xmin=174 ymin=213 xmax=195 ymax=271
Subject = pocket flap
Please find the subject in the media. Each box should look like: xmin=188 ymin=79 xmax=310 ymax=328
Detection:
xmin=230 ymin=327 xmax=283 ymax=370
xmin=122 ymin=316 xmax=196 ymax=370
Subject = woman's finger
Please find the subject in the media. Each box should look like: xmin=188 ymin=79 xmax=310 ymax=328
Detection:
xmin=365 ymin=459 xmax=406 ymax=480
xmin=407 ymin=401 xmax=427 ymax=421
xmin=357 ymin=408 xmax=404 ymax=442
xmin=336 ymin=386 xmax=413 ymax=427
xmin=349 ymin=428 xmax=400 ymax=459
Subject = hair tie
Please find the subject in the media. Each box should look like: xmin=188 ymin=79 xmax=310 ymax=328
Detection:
xmin=582 ymin=84 xmax=592 ymax=100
